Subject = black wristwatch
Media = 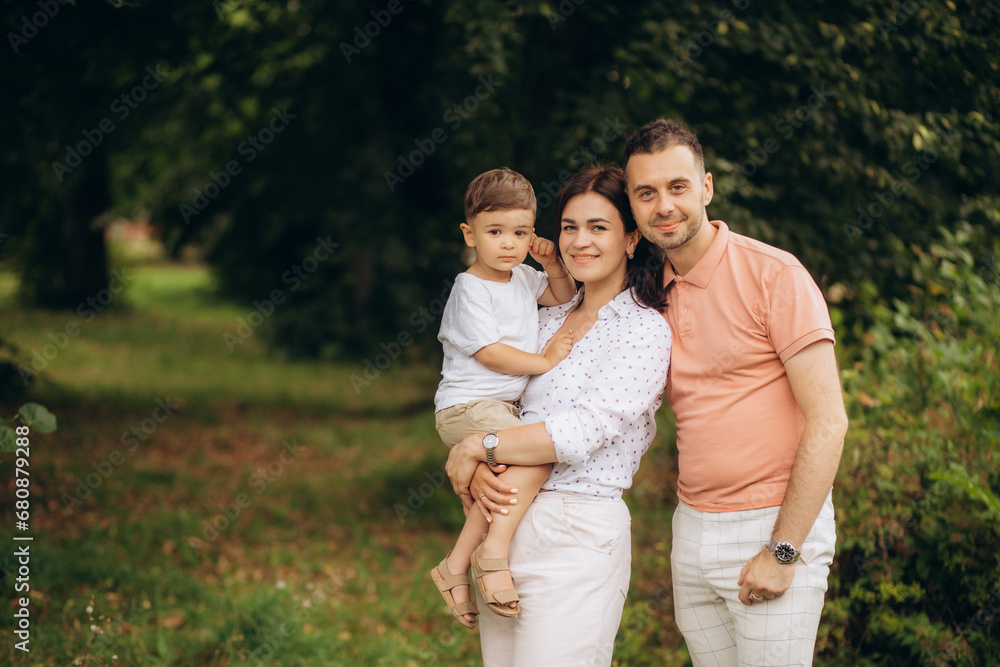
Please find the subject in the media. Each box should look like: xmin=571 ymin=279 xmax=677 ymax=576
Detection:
xmin=482 ymin=432 xmax=499 ymax=466
xmin=767 ymin=539 xmax=801 ymax=564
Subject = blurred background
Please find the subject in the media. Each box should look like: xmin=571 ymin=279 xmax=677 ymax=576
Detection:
xmin=1 ymin=1 xmax=998 ymax=665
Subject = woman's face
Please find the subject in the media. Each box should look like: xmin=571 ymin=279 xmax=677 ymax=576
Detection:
xmin=559 ymin=192 xmax=638 ymax=290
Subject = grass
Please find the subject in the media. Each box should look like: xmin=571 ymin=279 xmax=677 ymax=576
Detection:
xmin=0 ymin=264 xmax=687 ymax=666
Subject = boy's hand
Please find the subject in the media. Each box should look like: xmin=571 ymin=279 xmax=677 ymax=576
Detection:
xmin=529 ymin=234 xmax=560 ymax=269
xmin=542 ymin=332 xmax=574 ymax=368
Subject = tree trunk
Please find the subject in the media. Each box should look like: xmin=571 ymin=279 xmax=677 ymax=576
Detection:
xmin=20 ymin=151 xmax=110 ymax=309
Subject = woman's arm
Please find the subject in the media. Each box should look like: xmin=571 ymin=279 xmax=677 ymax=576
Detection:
xmin=445 ymin=422 xmax=556 ymax=505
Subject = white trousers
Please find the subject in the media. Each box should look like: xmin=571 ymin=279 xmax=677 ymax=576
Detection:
xmin=477 ymin=491 xmax=632 ymax=667
xmin=671 ymin=493 xmax=836 ymax=667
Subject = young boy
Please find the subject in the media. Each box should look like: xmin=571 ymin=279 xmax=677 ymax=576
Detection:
xmin=429 ymin=168 xmax=577 ymax=628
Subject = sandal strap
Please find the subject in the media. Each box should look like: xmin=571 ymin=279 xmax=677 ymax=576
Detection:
xmin=433 ymin=555 xmax=470 ymax=592
xmin=483 ymin=587 xmax=519 ymax=606
xmin=451 ymin=601 xmax=479 ymax=617
xmin=472 ymin=555 xmax=510 ymax=574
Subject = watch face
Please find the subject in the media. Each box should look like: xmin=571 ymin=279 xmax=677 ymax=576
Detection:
xmin=774 ymin=542 xmax=797 ymax=563
xmin=483 ymin=433 xmax=499 ymax=448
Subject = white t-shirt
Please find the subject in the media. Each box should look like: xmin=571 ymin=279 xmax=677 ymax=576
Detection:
xmin=434 ymin=264 xmax=550 ymax=412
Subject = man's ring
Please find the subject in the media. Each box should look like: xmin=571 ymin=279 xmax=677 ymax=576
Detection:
xmin=749 ymin=591 xmax=764 ymax=602
xmin=480 ymin=495 xmax=487 ymax=501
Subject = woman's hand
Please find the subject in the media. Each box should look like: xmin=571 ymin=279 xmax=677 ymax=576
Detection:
xmin=446 ymin=434 xmax=486 ymax=507
xmin=469 ymin=463 xmax=519 ymax=523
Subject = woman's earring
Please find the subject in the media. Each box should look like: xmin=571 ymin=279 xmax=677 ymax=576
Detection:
xmin=627 ymin=250 xmax=635 ymax=260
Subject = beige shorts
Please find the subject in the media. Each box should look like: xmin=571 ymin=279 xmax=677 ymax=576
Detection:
xmin=434 ymin=399 xmax=523 ymax=449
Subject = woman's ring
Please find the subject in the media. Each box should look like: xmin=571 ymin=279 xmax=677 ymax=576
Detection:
xmin=749 ymin=591 xmax=764 ymax=602
xmin=480 ymin=495 xmax=487 ymax=501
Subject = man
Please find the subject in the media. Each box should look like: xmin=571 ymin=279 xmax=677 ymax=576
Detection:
xmin=622 ymin=118 xmax=847 ymax=666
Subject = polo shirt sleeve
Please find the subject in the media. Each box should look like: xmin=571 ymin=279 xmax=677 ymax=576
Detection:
xmin=766 ymin=265 xmax=835 ymax=363
xmin=543 ymin=311 xmax=671 ymax=466
xmin=439 ymin=279 xmax=501 ymax=356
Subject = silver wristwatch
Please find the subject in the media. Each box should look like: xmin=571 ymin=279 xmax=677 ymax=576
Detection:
xmin=767 ymin=539 xmax=801 ymax=564
xmin=482 ymin=432 xmax=499 ymax=466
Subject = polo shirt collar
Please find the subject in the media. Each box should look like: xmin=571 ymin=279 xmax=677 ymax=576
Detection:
xmin=663 ymin=220 xmax=729 ymax=289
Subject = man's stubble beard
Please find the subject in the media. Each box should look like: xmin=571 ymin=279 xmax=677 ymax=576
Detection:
xmin=646 ymin=213 xmax=702 ymax=252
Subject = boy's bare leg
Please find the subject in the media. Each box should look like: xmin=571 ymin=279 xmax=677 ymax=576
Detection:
xmin=444 ymin=500 xmax=490 ymax=623
xmin=478 ymin=463 xmax=552 ymax=609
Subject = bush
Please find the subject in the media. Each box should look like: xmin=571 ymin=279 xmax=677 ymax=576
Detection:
xmin=823 ymin=224 xmax=1000 ymax=665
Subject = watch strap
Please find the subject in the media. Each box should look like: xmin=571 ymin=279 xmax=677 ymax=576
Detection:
xmin=483 ymin=432 xmax=498 ymax=466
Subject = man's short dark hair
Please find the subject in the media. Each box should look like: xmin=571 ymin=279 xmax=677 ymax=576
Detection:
xmin=622 ymin=118 xmax=705 ymax=180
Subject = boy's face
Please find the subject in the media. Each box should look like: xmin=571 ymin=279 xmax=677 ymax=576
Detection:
xmin=460 ymin=208 xmax=535 ymax=280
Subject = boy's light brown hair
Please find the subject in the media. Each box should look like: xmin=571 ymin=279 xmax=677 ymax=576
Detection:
xmin=463 ymin=168 xmax=537 ymax=222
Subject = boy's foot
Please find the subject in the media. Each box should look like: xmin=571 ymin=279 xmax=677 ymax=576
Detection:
xmin=478 ymin=541 xmax=518 ymax=612
xmin=430 ymin=553 xmax=478 ymax=629
xmin=471 ymin=543 xmax=519 ymax=617
xmin=444 ymin=552 xmax=476 ymax=624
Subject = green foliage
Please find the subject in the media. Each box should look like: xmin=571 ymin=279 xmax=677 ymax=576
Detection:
xmin=0 ymin=402 xmax=57 ymax=451
xmin=4 ymin=1 xmax=998 ymax=357
xmin=828 ymin=225 xmax=1000 ymax=665
xmin=17 ymin=402 xmax=57 ymax=433
xmin=3 ymin=263 xmax=1000 ymax=663
xmin=930 ymin=464 xmax=1000 ymax=520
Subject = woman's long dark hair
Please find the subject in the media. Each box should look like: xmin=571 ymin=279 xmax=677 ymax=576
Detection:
xmin=552 ymin=164 xmax=666 ymax=310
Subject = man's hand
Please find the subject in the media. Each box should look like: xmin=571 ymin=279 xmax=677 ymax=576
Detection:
xmin=469 ymin=462 xmax=518 ymax=522
xmin=737 ymin=549 xmax=796 ymax=605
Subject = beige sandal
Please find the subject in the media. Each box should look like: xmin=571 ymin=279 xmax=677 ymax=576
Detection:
xmin=470 ymin=544 xmax=520 ymax=617
xmin=429 ymin=553 xmax=479 ymax=629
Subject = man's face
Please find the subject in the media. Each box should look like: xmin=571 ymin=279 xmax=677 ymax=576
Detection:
xmin=625 ymin=145 xmax=713 ymax=253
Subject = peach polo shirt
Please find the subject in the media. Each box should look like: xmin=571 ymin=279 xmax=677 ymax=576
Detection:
xmin=663 ymin=221 xmax=834 ymax=511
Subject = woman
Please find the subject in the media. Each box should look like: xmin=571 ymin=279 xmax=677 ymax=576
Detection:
xmin=445 ymin=164 xmax=671 ymax=665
